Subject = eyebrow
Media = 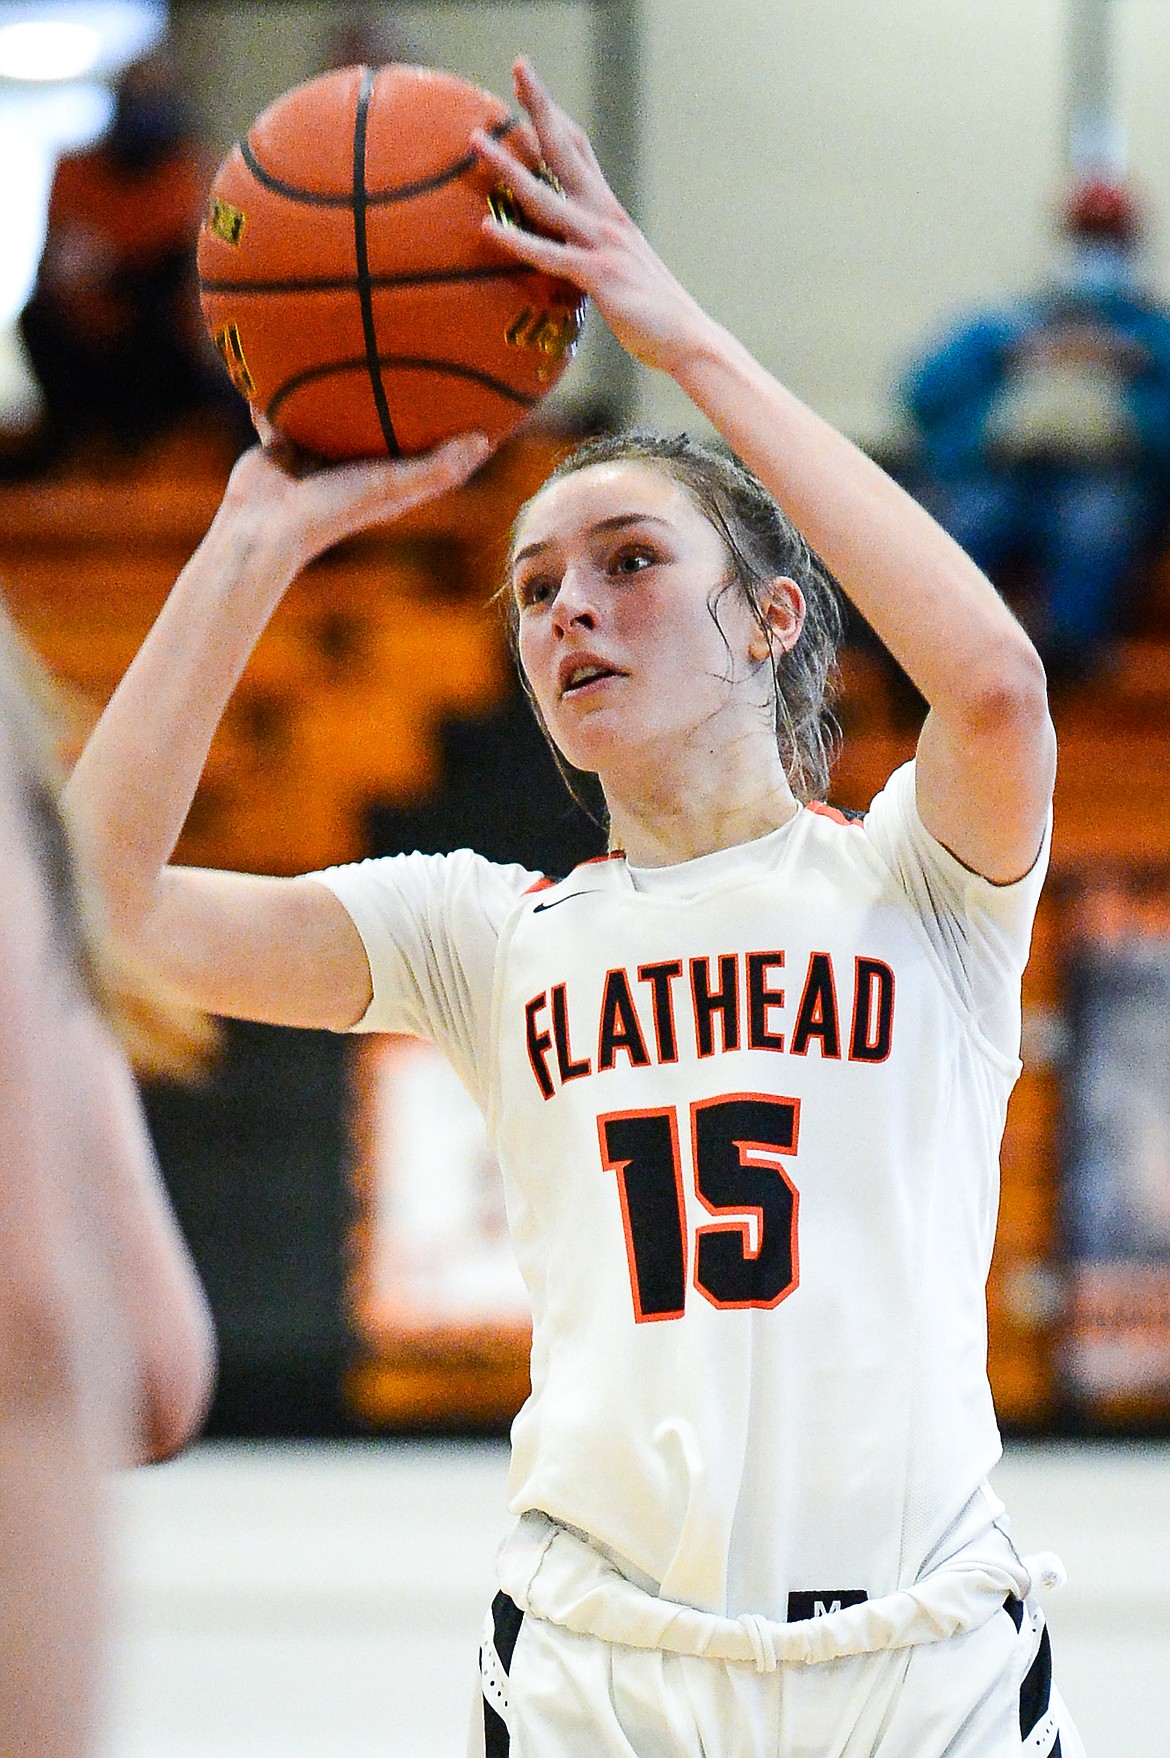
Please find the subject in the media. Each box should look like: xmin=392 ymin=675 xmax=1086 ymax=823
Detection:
xmin=513 ymin=513 xmax=675 ymax=568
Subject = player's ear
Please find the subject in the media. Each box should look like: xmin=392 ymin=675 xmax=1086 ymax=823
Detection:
xmin=747 ymin=576 xmax=805 ymax=662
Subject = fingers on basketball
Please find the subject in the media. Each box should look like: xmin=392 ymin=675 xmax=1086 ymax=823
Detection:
xmin=349 ymin=433 xmax=490 ymax=517
xmin=512 ymin=57 xmax=604 ymax=190
xmin=474 ymin=136 xmax=577 ymax=239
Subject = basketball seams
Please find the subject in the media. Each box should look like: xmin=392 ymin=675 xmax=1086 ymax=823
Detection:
xmin=199 ymin=65 xmax=577 ymax=456
xmin=238 ymin=114 xmax=517 ymax=209
xmin=266 ymin=355 xmax=539 ymax=423
xmin=351 ymin=67 xmax=400 ymax=456
xmin=198 ymin=264 xmax=542 ymax=297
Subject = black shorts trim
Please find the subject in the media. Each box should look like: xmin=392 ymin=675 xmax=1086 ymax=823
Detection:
xmin=482 ymin=1590 xmax=524 ymax=1758
xmin=484 ymin=1696 xmax=508 ymax=1756
xmin=1006 ymin=1594 xmax=1060 ymax=1752
xmin=1019 ymin=1623 xmax=1053 ymax=1741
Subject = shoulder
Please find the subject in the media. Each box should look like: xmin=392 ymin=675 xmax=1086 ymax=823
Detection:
xmin=513 ymin=850 xmax=624 ymax=909
xmin=910 ymin=308 xmax=1023 ymax=368
xmin=1123 ymin=296 xmax=1170 ymax=347
xmin=798 ymin=766 xmax=955 ymax=899
xmin=45 ymin=148 xmax=99 ymax=218
xmin=507 ymin=852 xmax=631 ymax=934
xmin=796 ymin=797 xmax=874 ymax=866
xmin=862 ymin=759 xmax=1051 ymax=941
xmin=156 ymin=145 xmax=216 ymax=213
xmin=314 ymin=846 xmax=541 ymax=936
xmin=803 ymin=800 xmax=866 ymax=829
xmin=857 ymin=759 xmax=944 ymax=882
xmin=308 ymin=849 xmax=543 ymax=1053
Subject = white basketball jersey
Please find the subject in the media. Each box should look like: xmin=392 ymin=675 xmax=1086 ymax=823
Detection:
xmin=314 ymin=761 xmax=1049 ymax=1625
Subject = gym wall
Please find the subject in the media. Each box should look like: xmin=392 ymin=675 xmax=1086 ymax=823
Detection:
xmin=174 ymin=0 xmax=1170 ymax=446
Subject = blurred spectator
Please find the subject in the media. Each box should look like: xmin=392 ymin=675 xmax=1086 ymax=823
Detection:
xmin=8 ymin=50 xmax=247 ymax=476
xmin=320 ymin=13 xmax=417 ymax=71
xmin=902 ymin=178 xmax=1170 ymax=679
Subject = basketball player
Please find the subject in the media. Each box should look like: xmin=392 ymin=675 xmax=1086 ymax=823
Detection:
xmin=64 ymin=56 xmax=1080 ymax=1758
xmin=0 ymin=609 xmax=214 ymax=1756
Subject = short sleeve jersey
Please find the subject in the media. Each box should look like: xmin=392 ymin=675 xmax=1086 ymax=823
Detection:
xmin=313 ymin=761 xmax=1049 ymax=1621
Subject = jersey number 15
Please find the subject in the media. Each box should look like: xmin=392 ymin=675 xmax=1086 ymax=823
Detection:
xmin=597 ymin=1094 xmax=800 ymax=1321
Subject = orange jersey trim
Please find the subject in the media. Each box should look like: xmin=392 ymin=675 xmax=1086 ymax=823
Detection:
xmin=575 ymin=849 xmax=626 ymax=868
xmin=806 ymin=802 xmax=862 ymax=827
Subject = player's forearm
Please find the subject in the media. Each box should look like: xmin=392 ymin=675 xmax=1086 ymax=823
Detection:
xmin=65 ymin=510 xmax=296 ymax=940
xmin=669 ymin=315 xmax=1045 ymax=717
xmin=66 ymin=435 xmax=489 ymax=943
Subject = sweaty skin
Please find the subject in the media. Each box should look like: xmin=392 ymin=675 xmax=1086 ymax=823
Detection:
xmin=511 ymin=460 xmax=804 ymax=866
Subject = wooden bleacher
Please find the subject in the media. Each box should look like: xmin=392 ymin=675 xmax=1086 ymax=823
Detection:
xmin=0 ymin=427 xmax=568 ymax=873
xmin=3 ymin=428 xmax=1169 ymax=1428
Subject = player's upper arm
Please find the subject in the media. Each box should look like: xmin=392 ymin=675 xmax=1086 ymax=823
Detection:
xmin=914 ymin=632 xmax=1055 ymax=885
xmin=141 ymin=865 xmax=374 ymax=1030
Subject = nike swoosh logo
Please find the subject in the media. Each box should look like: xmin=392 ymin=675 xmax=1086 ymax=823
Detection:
xmin=532 ymin=891 xmax=592 ymax=913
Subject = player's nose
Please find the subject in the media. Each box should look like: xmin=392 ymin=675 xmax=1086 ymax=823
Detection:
xmin=551 ymin=565 xmax=599 ymax=635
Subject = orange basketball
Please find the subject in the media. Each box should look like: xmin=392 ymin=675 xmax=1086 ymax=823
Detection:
xmin=197 ymin=64 xmax=585 ymax=459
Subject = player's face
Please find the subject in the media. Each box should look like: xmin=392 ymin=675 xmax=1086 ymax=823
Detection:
xmin=512 ymin=462 xmax=772 ymax=781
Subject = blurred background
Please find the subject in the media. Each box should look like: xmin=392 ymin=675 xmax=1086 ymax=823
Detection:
xmin=2 ymin=0 xmax=1170 ymax=1752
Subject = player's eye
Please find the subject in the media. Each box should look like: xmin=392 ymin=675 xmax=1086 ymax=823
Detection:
xmin=611 ymin=544 xmax=656 ymax=576
xmin=516 ymin=572 xmax=557 ymax=607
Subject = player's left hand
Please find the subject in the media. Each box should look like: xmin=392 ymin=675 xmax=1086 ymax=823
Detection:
xmin=472 ymin=56 xmax=707 ymax=377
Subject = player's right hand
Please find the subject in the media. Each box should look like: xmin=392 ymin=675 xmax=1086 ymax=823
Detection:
xmin=215 ymin=425 xmax=493 ymax=578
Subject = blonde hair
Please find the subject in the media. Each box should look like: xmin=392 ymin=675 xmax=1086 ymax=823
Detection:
xmin=0 ymin=603 xmax=214 ymax=1083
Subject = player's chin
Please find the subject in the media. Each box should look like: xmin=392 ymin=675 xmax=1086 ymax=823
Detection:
xmin=544 ymin=706 xmax=627 ymax=776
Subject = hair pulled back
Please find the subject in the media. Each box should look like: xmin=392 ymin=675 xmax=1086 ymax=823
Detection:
xmin=505 ymin=430 xmax=844 ymax=806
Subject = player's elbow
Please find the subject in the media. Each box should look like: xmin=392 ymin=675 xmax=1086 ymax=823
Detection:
xmin=133 ymin=1292 xmax=217 ymax=1464
xmin=957 ymin=632 xmax=1053 ymax=750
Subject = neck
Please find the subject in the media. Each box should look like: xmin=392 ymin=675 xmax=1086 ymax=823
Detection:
xmin=602 ymin=734 xmax=801 ymax=868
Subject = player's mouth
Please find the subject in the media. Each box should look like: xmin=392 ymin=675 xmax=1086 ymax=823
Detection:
xmin=558 ymin=655 xmax=626 ymax=698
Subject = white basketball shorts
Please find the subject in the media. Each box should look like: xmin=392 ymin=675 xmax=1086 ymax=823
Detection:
xmin=469 ymin=1589 xmax=1086 ymax=1758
